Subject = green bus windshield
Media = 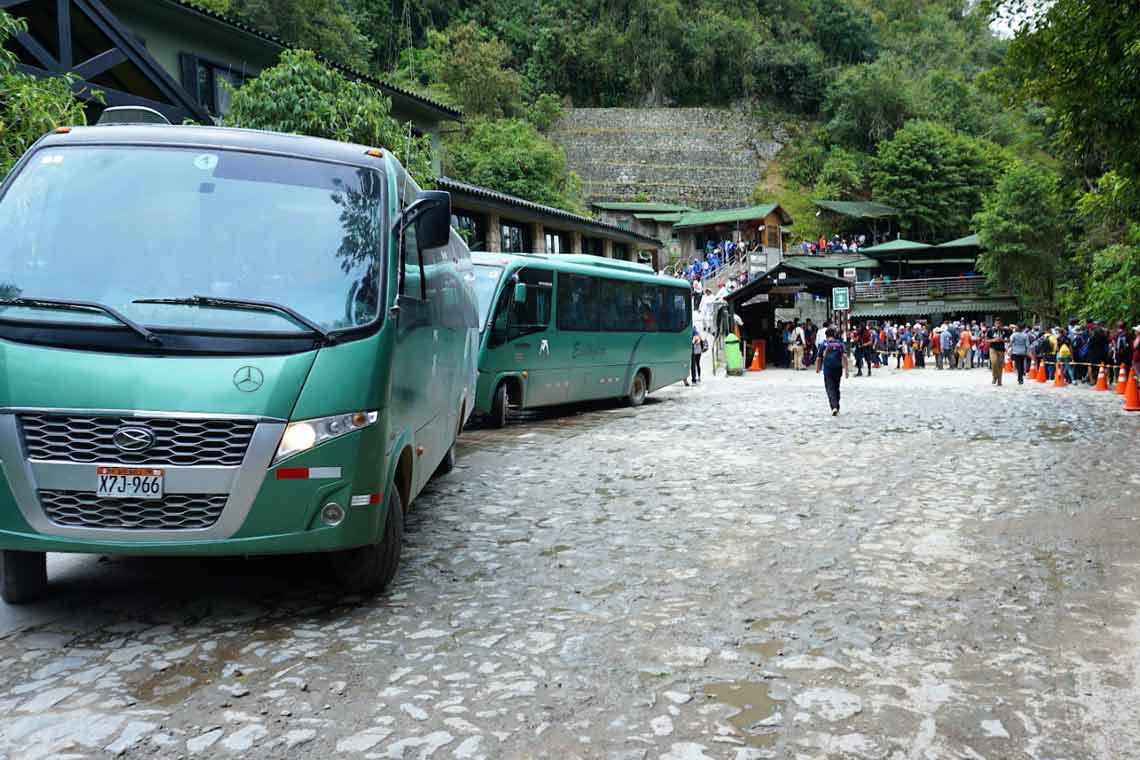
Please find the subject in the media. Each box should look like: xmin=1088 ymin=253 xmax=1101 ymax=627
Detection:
xmin=0 ymin=146 xmax=384 ymax=333
xmin=472 ymin=264 xmax=503 ymax=331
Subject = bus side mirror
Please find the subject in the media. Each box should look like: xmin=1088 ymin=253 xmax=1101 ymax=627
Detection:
xmin=398 ymin=190 xmax=451 ymax=250
xmin=513 ymin=282 xmax=528 ymax=303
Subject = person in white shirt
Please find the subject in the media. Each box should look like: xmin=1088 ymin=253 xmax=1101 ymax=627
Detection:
xmin=791 ymin=322 xmax=807 ymax=370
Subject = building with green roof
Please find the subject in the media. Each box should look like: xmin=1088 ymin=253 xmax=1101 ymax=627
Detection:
xmin=591 ymin=201 xmax=698 ymax=261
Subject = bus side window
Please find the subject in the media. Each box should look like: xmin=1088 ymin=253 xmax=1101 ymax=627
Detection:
xmin=400 ymin=221 xmax=425 ymax=300
xmin=669 ymin=290 xmax=691 ymax=331
xmin=557 ymin=274 xmax=599 ymax=331
xmin=638 ymin=285 xmax=661 ymax=332
xmin=509 ymin=267 xmax=553 ymax=339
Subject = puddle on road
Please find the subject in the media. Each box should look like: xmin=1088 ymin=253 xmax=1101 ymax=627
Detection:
xmin=540 ymin=544 xmax=574 ymax=557
xmin=1037 ymin=422 xmax=1076 ymax=442
xmin=748 ymin=614 xmax=800 ymax=633
xmin=745 ymin=640 xmax=784 ymax=659
xmin=704 ymin=680 xmax=784 ymax=746
xmin=1033 ymin=551 xmax=1066 ymax=592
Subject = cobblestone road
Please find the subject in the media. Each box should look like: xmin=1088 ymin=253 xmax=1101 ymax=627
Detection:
xmin=3 ymin=367 xmax=1140 ymax=759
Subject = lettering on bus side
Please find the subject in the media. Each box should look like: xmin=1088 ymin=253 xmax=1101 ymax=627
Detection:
xmin=572 ymin=342 xmax=607 ymax=359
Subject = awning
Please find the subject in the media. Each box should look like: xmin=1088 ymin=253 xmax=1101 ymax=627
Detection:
xmin=813 ymin=200 xmax=899 ymax=219
xmin=860 ymin=239 xmax=934 ymax=256
xmin=850 ymin=299 xmax=1020 ymax=318
xmin=674 ymin=204 xmax=792 ymax=229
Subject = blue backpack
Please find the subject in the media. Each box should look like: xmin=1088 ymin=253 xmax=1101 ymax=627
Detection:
xmin=820 ymin=340 xmax=844 ymax=371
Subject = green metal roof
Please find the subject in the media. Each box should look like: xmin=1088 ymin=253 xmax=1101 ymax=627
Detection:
xmin=813 ymin=200 xmax=899 ymax=219
xmin=850 ymin=299 xmax=1019 ymax=318
xmin=674 ymin=204 xmax=791 ymax=229
xmin=633 ymin=212 xmax=685 ymax=223
xmin=783 ymin=254 xmax=880 ymax=269
xmin=936 ymin=233 xmax=981 ymax=249
xmin=860 ymin=238 xmax=934 ymax=254
xmin=592 ymin=201 xmax=696 ymax=213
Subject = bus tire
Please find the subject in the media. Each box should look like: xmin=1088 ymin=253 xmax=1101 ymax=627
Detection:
xmin=1 ymin=550 xmax=47 ymax=605
xmin=331 ymin=488 xmax=404 ymax=595
xmin=435 ymin=443 xmax=456 ymax=476
xmin=489 ymin=382 xmax=509 ymax=428
xmin=627 ymin=370 xmax=648 ymax=407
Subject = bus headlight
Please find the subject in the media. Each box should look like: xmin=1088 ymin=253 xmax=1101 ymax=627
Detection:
xmin=274 ymin=411 xmax=379 ymax=463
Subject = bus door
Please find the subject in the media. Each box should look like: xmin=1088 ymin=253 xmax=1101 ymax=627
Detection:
xmin=392 ymin=215 xmax=441 ymax=492
xmin=487 ymin=267 xmax=559 ymax=407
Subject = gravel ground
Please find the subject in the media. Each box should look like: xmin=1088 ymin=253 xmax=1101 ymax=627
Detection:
xmin=2 ymin=365 xmax=1140 ymax=759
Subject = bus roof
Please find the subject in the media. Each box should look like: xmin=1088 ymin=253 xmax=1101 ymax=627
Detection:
xmin=34 ymin=124 xmax=395 ymax=172
xmin=471 ymin=252 xmax=685 ymax=288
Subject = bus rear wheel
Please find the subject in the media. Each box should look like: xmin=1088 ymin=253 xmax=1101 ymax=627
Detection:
xmin=1 ymin=550 xmax=47 ymax=605
xmin=627 ymin=371 xmax=648 ymax=407
xmin=489 ymin=383 xmax=509 ymax=428
xmin=331 ymin=487 xmax=404 ymax=595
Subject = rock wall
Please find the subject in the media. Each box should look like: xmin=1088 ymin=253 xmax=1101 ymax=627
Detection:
xmin=551 ymin=107 xmax=791 ymax=210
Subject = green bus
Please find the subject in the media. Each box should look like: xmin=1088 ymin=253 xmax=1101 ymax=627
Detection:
xmin=0 ymin=123 xmax=479 ymax=603
xmin=470 ymin=252 xmax=692 ymax=426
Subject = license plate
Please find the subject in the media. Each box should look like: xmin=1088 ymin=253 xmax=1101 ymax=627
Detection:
xmin=96 ymin=467 xmax=164 ymax=499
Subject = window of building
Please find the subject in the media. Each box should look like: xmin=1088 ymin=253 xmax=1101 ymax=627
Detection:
xmin=453 ymin=210 xmax=486 ymax=251
xmin=501 ymin=220 xmax=530 ymax=253
xmin=612 ymin=242 xmax=630 ymax=260
xmin=545 ymin=230 xmax=570 ymax=254
xmin=179 ymin=53 xmax=249 ymax=117
xmin=581 ymin=237 xmax=604 ymax=256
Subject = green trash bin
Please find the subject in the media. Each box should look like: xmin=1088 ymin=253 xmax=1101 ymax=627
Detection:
xmin=725 ymin=333 xmax=744 ymax=376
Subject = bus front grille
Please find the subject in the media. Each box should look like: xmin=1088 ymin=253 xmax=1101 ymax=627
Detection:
xmin=19 ymin=414 xmax=256 ymax=467
xmin=39 ymin=490 xmax=228 ymax=531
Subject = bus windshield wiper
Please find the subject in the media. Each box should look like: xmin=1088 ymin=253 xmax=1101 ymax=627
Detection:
xmin=0 ymin=297 xmax=161 ymax=345
xmin=132 ymin=295 xmax=334 ymax=343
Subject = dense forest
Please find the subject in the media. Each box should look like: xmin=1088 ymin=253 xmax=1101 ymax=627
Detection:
xmin=2 ymin=0 xmax=1138 ymax=323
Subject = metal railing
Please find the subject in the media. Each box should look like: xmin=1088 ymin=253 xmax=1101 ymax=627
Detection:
xmin=854 ymin=275 xmax=992 ymax=301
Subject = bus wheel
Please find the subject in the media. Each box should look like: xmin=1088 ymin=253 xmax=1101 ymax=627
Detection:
xmin=489 ymin=383 xmax=509 ymax=428
xmin=435 ymin=443 xmax=456 ymax=476
xmin=627 ymin=371 xmax=648 ymax=407
xmin=1 ymin=550 xmax=47 ymax=605
xmin=331 ymin=488 xmax=404 ymax=594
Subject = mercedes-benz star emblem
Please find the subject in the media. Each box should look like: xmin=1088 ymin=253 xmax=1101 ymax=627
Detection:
xmin=113 ymin=426 xmax=156 ymax=453
xmin=233 ymin=365 xmax=264 ymax=392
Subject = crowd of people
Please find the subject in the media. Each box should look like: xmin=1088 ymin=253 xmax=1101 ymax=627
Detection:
xmin=760 ymin=317 xmax=1140 ymax=387
xmin=799 ymin=234 xmax=868 ymax=255
xmin=678 ymin=239 xmax=760 ymax=283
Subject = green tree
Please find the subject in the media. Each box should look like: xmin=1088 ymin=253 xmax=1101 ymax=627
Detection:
xmin=444 ymin=118 xmax=583 ymax=212
xmin=440 ymin=22 xmax=523 ymax=119
xmin=1 ymin=11 xmax=90 ymax=177
xmin=1004 ymin=0 xmax=1140 ymax=182
xmin=974 ymin=161 xmax=1066 ymax=319
xmin=872 ymin=120 xmax=1007 ymax=240
xmin=222 ymin=50 xmax=433 ymax=183
xmin=823 ymin=55 xmax=914 ymax=151
xmin=228 ymin=0 xmax=374 ymax=71
xmin=812 ymin=148 xmax=867 ymax=199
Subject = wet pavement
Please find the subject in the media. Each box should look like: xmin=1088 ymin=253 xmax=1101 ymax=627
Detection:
xmin=3 ymin=365 xmax=1140 ymax=759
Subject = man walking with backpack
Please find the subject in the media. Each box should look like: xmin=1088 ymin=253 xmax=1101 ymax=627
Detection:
xmin=816 ymin=327 xmax=850 ymax=415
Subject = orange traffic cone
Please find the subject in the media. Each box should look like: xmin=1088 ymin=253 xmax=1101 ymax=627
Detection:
xmin=1054 ymin=360 xmax=1067 ymax=387
xmin=1116 ymin=363 xmax=1129 ymax=395
xmin=904 ymin=351 xmax=914 ymax=370
xmin=1124 ymin=370 xmax=1140 ymax=412
xmin=749 ymin=341 xmax=762 ymax=372
xmin=1095 ymin=363 xmax=1109 ymax=391
xmin=1036 ymin=360 xmax=1047 ymax=383
xmin=1004 ymin=356 xmax=1014 ymax=373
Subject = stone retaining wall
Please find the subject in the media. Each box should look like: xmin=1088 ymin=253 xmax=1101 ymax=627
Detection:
xmin=551 ymin=107 xmax=791 ymax=210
